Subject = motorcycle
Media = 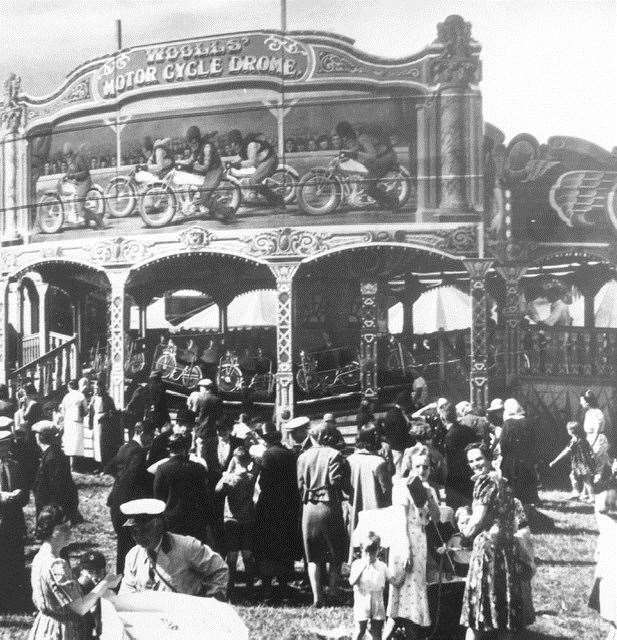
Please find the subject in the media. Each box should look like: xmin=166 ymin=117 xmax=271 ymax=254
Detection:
xmin=104 ymin=166 xmax=159 ymax=218
xmin=139 ymin=163 xmax=242 ymax=228
xmin=296 ymin=152 xmax=410 ymax=216
xmin=295 ymin=349 xmax=360 ymax=395
xmin=225 ymin=160 xmax=298 ymax=205
xmin=36 ymin=178 xmax=106 ymax=234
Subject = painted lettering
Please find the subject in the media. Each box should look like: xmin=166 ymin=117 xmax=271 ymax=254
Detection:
xmin=174 ymin=61 xmax=186 ymax=80
xmin=185 ymin=60 xmax=198 ymax=78
xmin=146 ymin=47 xmax=165 ymax=64
xmin=228 ymin=56 xmax=242 ymax=73
xmin=162 ymin=64 xmax=174 ymax=81
xmin=242 ymin=56 xmax=257 ymax=72
xmin=165 ymin=46 xmax=179 ymax=61
xmin=210 ymin=57 xmax=223 ymax=75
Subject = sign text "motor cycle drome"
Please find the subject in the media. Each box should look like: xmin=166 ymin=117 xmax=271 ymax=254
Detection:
xmin=99 ymin=39 xmax=305 ymax=98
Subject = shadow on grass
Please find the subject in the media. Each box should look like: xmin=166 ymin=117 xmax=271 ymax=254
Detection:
xmin=555 ymin=527 xmax=598 ymax=536
xmin=517 ymin=632 xmax=570 ymax=640
xmin=535 ymin=557 xmax=595 ymax=567
xmin=540 ymin=501 xmax=594 ymax=515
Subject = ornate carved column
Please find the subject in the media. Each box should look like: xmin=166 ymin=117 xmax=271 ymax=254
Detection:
xmin=0 ymin=278 xmax=8 ymax=385
xmin=360 ymin=281 xmax=379 ymax=396
xmin=1 ymin=132 xmax=18 ymax=243
xmin=464 ymin=258 xmax=493 ymax=408
xmin=107 ymin=269 xmax=129 ymax=409
xmin=34 ymin=280 xmax=49 ymax=356
xmin=271 ymin=262 xmax=299 ymax=425
xmin=415 ymin=96 xmax=439 ymax=219
xmin=495 ymin=265 xmax=526 ymax=386
xmin=430 ymin=15 xmax=481 ymax=218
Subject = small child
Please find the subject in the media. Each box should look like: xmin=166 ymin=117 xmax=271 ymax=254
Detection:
xmin=349 ymin=531 xmax=388 ymax=640
xmin=215 ymin=446 xmax=257 ymax=599
xmin=77 ymin=550 xmax=107 ymax=639
xmin=549 ymin=421 xmax=594 ymax=502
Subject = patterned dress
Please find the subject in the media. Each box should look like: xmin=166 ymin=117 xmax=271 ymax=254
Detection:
xmin=386 ymin=476 xmax=436 ymax=627
xmin=460 ymin=471 xmax=535 ymax=631
xmin=29 ymin=546 xmax=83 ymax=640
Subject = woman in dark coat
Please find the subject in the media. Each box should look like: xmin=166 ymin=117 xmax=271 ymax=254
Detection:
xmin=252 ymin=422 xmax=303 ymax=601
xmin=500 ymin=398 xmax=538 ymax=506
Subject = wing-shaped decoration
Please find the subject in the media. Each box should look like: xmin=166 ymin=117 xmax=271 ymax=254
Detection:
xmin=549 ymin=170 xmax=617 ymax=228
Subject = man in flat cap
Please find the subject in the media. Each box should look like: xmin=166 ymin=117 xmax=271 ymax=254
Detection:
xmin=119 ymin=498 xmax=228 ymax=599
xmin=190 ymin=379 xmax=223 ymax=463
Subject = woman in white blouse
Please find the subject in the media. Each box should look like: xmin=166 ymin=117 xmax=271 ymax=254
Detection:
xmin=580 ymin=389 xmax=610 ymax=479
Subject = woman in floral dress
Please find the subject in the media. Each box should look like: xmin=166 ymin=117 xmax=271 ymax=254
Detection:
xmin=29 ymin=505 xmax=120 ymax=640
xmin=384 ymin=447 xmax=441 ymax=640
xmin=458 ymin=443 xmax=535 ymax=639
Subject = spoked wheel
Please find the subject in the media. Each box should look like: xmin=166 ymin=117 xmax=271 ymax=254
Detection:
xmin=213 ymin=178 xmax=242 ymax=212
xmin=269 ymin=169 xmax=297 ymax=204
xmin=140 ymin=184 xmax=176 ymax=227
xmin=217 ymin=364 xmax=243 ymax=392
xmin=381 ymin=167 xmax=411 ymax=208
xmin=154 ymin=354 xmax=175 ymax=378
xmin=36 ymin=194 xmax=64 ymax=234
xmin=296 ymin=172 xmax=342 ymax=215
xmin=84 ymin=186 xmax=106 ymax=227
xmin=106 ymin=177 xmax=136 ymax=218
xmin=181 ymin=365 xmax=202 ymax=389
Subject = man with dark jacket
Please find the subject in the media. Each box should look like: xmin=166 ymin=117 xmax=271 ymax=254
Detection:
xmin=125 ymin=371 xmax=170 ymax=433
xmin=442 ymin=402 xmax=477 ymax=509
xmin=105 ymin=420 xmax=156 ymax=572
xmin=153 ymin=434 xmax=213 ymax=544
xmin=0 ymin=431 xmax=29 ymax=612
xmin=190 ymin=379 xmax=223 ymax=462
xmin=383 ymin=391 xmax=416 ymax=473
xmin=32 ymin=425 xmax=80 ymax=523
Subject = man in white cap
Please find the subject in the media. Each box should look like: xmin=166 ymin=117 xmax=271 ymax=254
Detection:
xmin=119 ymin=498 xmax=228 ymax=599
xmin=321 ymin=413 xmax=345 ymax=450
xmin=281 ymin=416 xmax=310 ymax=456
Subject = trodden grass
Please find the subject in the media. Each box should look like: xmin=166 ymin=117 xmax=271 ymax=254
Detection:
xmin=0 ymin=477 xmax=610 ymax=640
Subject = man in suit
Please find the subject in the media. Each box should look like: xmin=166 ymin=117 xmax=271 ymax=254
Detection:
xmin=191 ymin=379 xmax=223 ymax=462
xmin=153 ymin=433 xmax=213 ymax=544
xmin=383 ymin=391 xmax=416 ymax=474
xmin=32 ymin=425 xmax=81 ymax=523
xmin=441 ymin=402 xmax=477 ymax=509
xmin=125 ymin=371 xmax=170 ymax=433
xmin=105 ymin=420 xmax=156 ymax=572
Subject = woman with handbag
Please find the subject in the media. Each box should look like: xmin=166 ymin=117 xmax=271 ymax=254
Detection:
xmin=384 ymin=447 xmax=440 ymax=640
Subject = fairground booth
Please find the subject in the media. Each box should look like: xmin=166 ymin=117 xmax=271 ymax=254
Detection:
xmin=1 ymin=15 xmax=615 ymax=457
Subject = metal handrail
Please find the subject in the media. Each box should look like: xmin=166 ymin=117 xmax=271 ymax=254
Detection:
xmin=9 ymin=336 xmax=77 ymax=379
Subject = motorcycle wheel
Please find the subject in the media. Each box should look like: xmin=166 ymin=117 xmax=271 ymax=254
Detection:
xmin=269 ymin=169 xmax=297 ymax=204
xmin=182 ymin=365 xmax=202 ymax=389
xmin=106 ymin=177 xmax=136 ymax=218
xmin=84 ymin=186 xmax=106 ymax=227
xmin=213 ymin=178 xmax=242 ymax=212
xmin=140 ymin=184 xmax=176 ymax=228
xmin=154 ymin=354 xmax=175 ymax=378
xmin=217 ymin=364 xmax=243 ymax=392
xmin=382 ymin=167 xmax=411 ymax=208
xmin=296 ymin=171 xmax=341 ymax=215
xmin=36 ymin=194 xmax=64 ymax=234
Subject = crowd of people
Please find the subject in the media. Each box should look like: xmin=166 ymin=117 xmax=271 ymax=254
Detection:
xmin=1 ymin=374 xmax=617 ymax=639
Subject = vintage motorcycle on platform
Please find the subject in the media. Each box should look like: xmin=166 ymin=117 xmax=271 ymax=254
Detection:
xmin=295 ymin=153 xmax=410 ymax=216
xmin=216 ymin=351 xmax=276 ymax=395
xmin=36 ymin=178 xmax=106 ymax=234
xmin=224 ymin=160 xmax=299 ymax=205
xmin=295 ymin=349 xmax=360 ymax=395
xmin=153 ymin=340 xmax=202 ymax=389
xmin=139 ymin=163 xmax=242 ymax=228
xmin=104 ymin=166 xmax=160 ymax=218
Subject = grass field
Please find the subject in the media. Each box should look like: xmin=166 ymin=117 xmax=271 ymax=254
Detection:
xmin=0 ymin=475 xmax=610 ymax=640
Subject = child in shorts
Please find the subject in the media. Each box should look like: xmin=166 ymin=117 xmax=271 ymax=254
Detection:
xmin=349 ymin=531 xmax=389 ymax=640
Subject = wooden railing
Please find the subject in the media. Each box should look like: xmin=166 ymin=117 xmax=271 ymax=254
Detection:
xmin=49 ymin=331 xmax=73 ymax=350
xmin=21 ymin=334 xmax=40 ymax=366
xmin=9 ymin=337 xmax=79 ymax=398
xmin=520 ymin=325 xmax=617 ymax=378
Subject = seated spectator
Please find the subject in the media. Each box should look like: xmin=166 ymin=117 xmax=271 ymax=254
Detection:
xmin=296 ymin=138 xmax=307 ymax=152
xmin=307 ymin=138 xmax=318 ymax=152
xmin=330 ymin=133 xmax=341 ymax=150
xmin=284 ymin=138 xmax=297 ymax=153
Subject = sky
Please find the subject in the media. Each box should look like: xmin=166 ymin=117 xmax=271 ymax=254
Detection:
xmin=0 ymin=0 xmax=615 ymax=149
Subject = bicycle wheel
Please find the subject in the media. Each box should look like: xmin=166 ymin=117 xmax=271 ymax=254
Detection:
xmin=381 ymin=167 xmax=411 ymax=208
xmin=269 ymin=168 xmax=297 ymax=204
xmin=106 ymin=177 xmax=136 ymax=218
xmin=36 ymin=194 xmax=64 ymax=234
xmin=295 ymin=368 xmax=310 ymax=393
xmin=140 ymin=184 xmax=176 ymax=228
xmin=181 ymin=365 xmax=201 ymax=389
xmin=296 ymin=172 xmax=342 ymax=215
xmin=154 ymin=354 xmax=175 ymax=378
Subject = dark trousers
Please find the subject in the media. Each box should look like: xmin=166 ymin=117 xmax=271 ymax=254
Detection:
xmin=112 ymin=513 xmax=134 ymax=574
